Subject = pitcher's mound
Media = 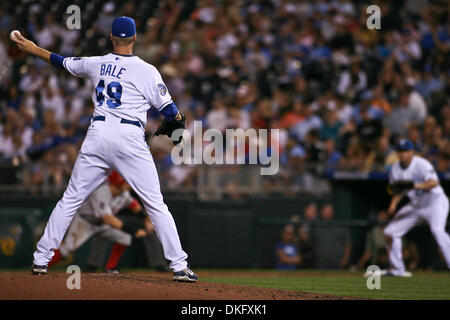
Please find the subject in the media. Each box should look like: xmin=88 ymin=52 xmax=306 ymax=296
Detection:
xmin=0 ymin=272 xmax=357 ymax=300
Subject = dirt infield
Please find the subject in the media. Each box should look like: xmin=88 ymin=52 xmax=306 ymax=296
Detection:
xmin=0 ymin=271 xmax=359 ymax=300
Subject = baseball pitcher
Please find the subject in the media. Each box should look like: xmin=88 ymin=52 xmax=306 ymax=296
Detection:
xmin=384 ymin=139 xmax=450 ymax=276
xmin=11 ymin=16 xmax=197 ymax=282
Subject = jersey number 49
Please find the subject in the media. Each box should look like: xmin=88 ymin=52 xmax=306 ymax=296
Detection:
xmin=95 ymin=80 xmax=122 ymax=108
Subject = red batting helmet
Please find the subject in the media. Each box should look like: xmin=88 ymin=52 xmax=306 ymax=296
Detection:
xmin=108 ymin=171 xmax=126 ymax=188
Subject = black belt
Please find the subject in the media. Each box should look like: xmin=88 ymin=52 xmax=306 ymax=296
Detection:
xmin=92 ymin=115 xmax=141 ymax=128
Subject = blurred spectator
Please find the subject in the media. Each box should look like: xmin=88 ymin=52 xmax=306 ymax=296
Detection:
xmin=280 ymin=99 xmax=304 ymax=130
xmin=297 ymin=202 xmax=318 ymax=268
xmin=383 ymin=92 xmax=421 ymax=138
xmin=357 ymin=106 xmax=383 ymax=152
xmin=337 ymin=61 xmax=367 ymax=98
xmin=303 ymin=128 xmax=326 ymax=163
xmin=320 ymin=109 xmax=343 ymax=141
xmin=338 ymin=136 xmax=366 ymax=171
xmin=324 ymin=138 xmax=343 ymax=170
xmin=291 ymin=104 xmax=323 ymax=142
xmin=406 ymin=85 xmax=427 ymax=123
xmin=275 ymin=224 xmax=302 ymax=270
xmin=415 ymin=69 xmax=444 ymax=101
xmin=312 ymin=204 xmax=352 ymax=269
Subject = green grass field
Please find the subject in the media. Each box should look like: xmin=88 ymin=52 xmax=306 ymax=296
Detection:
xmin=200 ymin=270 xmax=450 ymax=300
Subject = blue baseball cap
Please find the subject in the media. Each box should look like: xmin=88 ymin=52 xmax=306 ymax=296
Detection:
xmin=396 ymin=139 xmax=414 ymax=151
xmin=112 ymin=16 xmax=136 ymax=38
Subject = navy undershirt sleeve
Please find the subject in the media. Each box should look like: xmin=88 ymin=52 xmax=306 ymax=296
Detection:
xmin=160 ymin=102 xmax=179 ymax=122
xmin=50 ymin=53 xmax=65 ymax=69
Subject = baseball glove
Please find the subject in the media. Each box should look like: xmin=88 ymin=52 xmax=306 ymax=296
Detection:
xmin=154 ymin=111 xmax=186 ymax=145
xmin=387 ymin=180 xmax=415 ymax=195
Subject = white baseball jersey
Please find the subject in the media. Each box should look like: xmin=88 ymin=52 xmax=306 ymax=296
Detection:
xmin=389 ymin=155 xmax=445 ymax=207
xmin=63 ymin=53 xmax=173 ymax=128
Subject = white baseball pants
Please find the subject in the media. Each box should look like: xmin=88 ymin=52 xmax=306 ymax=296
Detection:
xmin=33 ymin=117 xmax=188 ymax=272
xmin=384 ymin=193 xmax=450 ymax=275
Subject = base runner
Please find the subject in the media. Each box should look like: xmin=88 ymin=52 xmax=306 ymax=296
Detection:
xmin=48 ymin=171 xmax=146 ymax=273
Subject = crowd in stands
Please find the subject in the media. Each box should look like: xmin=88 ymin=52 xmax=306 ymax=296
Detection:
xmin=0 ymin=0 xmax=449 ymax=193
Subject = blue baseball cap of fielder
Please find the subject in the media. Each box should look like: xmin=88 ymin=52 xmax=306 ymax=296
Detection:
xmin=396 ymin=139 xmax=414 ymax=151
xmin=112 ymin=16 xmax=136 ymax=38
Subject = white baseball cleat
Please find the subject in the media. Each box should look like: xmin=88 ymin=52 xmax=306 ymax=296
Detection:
xmin=383 ymin=270 xmax=413 ymax=277
xmin=31 ymin=264 xmax=48 ymax=275
xmin=363 ymin=269 xmax=388 ymax=277
xmin=173 ymin=268 xmax=198 ymax=282
xmin=364 ymin=269 xmax=412 ymax=277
